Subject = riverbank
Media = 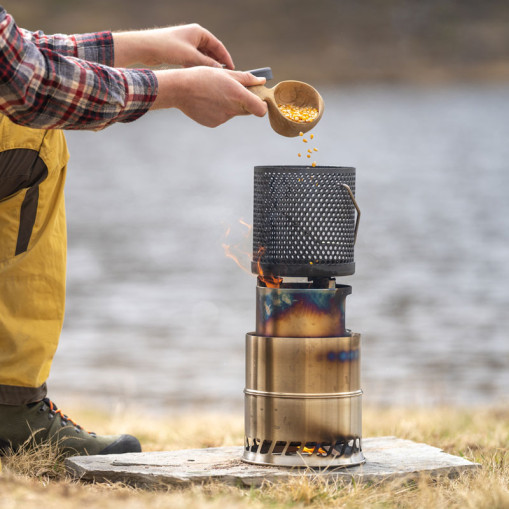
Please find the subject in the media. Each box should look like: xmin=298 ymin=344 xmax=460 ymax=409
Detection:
xmin=5 ymin=0 xmax=509 ymax=85
xmin=1 ymin=405 xmax=508 ymax=508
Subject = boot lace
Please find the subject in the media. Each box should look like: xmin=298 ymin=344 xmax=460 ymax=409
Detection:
xmin=42 ymin=398 xmax=92 ymax=433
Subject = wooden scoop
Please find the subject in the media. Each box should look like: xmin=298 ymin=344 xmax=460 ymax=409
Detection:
xmin=249 ymin=80 xmax=324 ymax=137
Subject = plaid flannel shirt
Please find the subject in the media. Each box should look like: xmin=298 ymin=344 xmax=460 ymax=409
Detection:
xmin=0 ymin=8 xmax=158 ymax=130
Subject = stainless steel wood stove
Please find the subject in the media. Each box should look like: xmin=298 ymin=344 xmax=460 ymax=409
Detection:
xmin=243 ymin=165 xmax=364 ymax=468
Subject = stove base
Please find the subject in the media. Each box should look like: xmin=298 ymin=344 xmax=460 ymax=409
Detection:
xmin=242 ymin=447 xmax=365 ymax=468
xmin=245 ymin=333 xmax=363 ymax=467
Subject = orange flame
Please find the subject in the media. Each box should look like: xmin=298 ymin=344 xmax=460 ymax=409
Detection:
xmin=302 ymin=445 xmax=328 ymax=455
xmin=238 ymin=218 xmax=251 ymax=230
xmin=223 ymin=222 xmax=283 ymax=289
xmin=222 ymin=243 xmax=250 ymax=273
xmin=256 ymin=246 xmax=282 ymax=288
xmin=222 ymin=220 xmax=252 ymax=275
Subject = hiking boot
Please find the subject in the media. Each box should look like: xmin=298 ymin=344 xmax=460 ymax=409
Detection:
xmin=0 ymin=398 xmax=141 ymax=457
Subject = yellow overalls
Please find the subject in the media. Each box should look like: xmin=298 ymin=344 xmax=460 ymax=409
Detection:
xmin=0 ymin=115 xmax=68 ymax=405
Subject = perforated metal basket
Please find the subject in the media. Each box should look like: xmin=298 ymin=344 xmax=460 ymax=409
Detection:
xmin=251 ymin=166 xmax=360 ymax=278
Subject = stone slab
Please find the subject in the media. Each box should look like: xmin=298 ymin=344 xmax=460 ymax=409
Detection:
xmin=65 ymin=437 xmax=480 ymax=488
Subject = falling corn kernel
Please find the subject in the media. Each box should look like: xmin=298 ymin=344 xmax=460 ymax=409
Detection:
xmin=312 ymin=162 xmax=317 ymax=167
xmin=299 ymin=131 xmax=304 ymax=136
xmin=298 ymin=153 xmax=302 ymax=157
xmin=309 ymin=261 xmax=314 ymax=265
xmin=277 ymin=104 xmax=319 ymax=123
xmin=307 ymin=154 xmax=311 ymax=158
xmin=310 ymin=134 xmax=314 ymax=139
xmin=307 ymin=149 xmax=312 ymax=153
xmin=313 ymin=148 xmax=318 ymax=152
xmin=303 ymin=138 xmax=308 ymax=143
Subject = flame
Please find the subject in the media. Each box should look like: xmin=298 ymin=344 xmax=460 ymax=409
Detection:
xmin=302 ymin=445 xmax=328 ymax=455
xmin=222 ymin=243 xmax=250 ymax=273
xmin=238 ymin=218 xmax=251 ymax=230
xmin=222 ymin=219 xmax=252 ymax=274
xmin=256 ymin=246 xmax=282 ymax=288
xmin=222 ymin=222 xmax=283 ymax=289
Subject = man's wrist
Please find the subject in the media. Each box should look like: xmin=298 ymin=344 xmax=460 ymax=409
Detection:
xmin=151 ymin=69 xmax=184 ymax=110
xmin=112 ymin=30 xmax=150 ymax=68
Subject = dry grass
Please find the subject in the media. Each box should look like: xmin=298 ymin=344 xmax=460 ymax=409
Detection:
xmin=1 ymin=404 xmax=508 ymax=509
xmin=0 ymin=434 xmax=66 ymax=480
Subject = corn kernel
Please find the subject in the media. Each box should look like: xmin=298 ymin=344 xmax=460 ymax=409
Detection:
xmin=303 ymin=139 xmax=308 ymax=143
xmin=310 ymin=134 xmax=314 ymax=139
xmin=299 ymin=131 xmax=304 ymax=136
xmin=277 ymin=104 xmax=319 ymax=124
xmin=298 ymin=153 xmax=302 ymax=157
xmin=307 ymin=154 xmax=311 ymax=158
xmin=308 ymin=149 xmax=312 ymax=153
xmin=312 ymin=162 xmax=317 ymax=167
xmin=313 ymin=148 xmax=318 ymax=152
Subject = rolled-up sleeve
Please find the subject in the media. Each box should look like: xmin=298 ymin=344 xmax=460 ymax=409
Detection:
xmin=19 ymin=27 xmax=115 ymax=66
xmin=0 ymin=9 xmax=157 ymax=130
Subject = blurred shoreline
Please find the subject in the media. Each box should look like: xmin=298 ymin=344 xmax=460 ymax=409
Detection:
xmin=4 ymin=0 xmax=509 ymax=86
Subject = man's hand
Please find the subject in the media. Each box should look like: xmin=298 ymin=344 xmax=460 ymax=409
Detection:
xmin=113 ymin=24 xmax=234 ymax=69
xmin=151 ymin=67 xmax=268 ymax=127
xmin=113 ymin=25 xmax=266 ymax=127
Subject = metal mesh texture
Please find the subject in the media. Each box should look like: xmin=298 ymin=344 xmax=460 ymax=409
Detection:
xmin=252 ymin=166 xmax=356 ymax=277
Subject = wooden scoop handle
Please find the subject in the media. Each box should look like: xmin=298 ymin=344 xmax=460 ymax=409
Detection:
xmin=248 ymin=85 xmax=276 ymax=105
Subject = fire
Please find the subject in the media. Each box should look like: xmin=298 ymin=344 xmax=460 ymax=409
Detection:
xmin=302 ymin=445 xmax=328 ymax=455
xmin=238 ymin=218 xmax=251 ymax=230
xmin=222 ymin=223 xmax=283 ymax=289
xmin=256 ymin=247 xmax=282 ymax=288
xmin=222 ymin=219 xmax=253 ymax=274
xmin=222 ymin=242 xmax=250 ymax=273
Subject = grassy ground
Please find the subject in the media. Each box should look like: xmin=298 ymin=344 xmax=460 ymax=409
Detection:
xmin=0 ymin=405 xmax=508 ymax=508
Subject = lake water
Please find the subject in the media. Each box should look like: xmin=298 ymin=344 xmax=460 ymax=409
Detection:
xmin=48 ymin=84 xmax=509 ymax=413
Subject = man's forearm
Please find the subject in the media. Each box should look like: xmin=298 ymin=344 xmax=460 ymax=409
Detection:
xmin=112 ymin=30 xmax=152 ymax=68
xmin=112 ymin=24 xmax=235 ymax=70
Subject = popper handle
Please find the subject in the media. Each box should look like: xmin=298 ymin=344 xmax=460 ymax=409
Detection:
xmin=246 ymin=67 xmax=273 ymax=80
xmin=341 ymin=184 xmax=361 ymax=245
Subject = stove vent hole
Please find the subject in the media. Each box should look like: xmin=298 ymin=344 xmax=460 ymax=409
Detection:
xmin=302 ymin=442 xmax=317 ymax=455
xmin=346 ymin=438 xmax=355 ymax=455
xmin=273 ymin=441 xmax=287 ymax=455
xmin=248 ymin=438 xmax=260 ymax=453
xmin=333 ymin=439 xmax=347 ymax=456
xmin=317 ymin=443 xmax=332 ymax=457
xmin=286 ymin=442 xmax=302 ymax=455
xmin=331 ymin=438 xmax=361 ymax=457
xmin=260 ymin=440 xmax=272 ymax=454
